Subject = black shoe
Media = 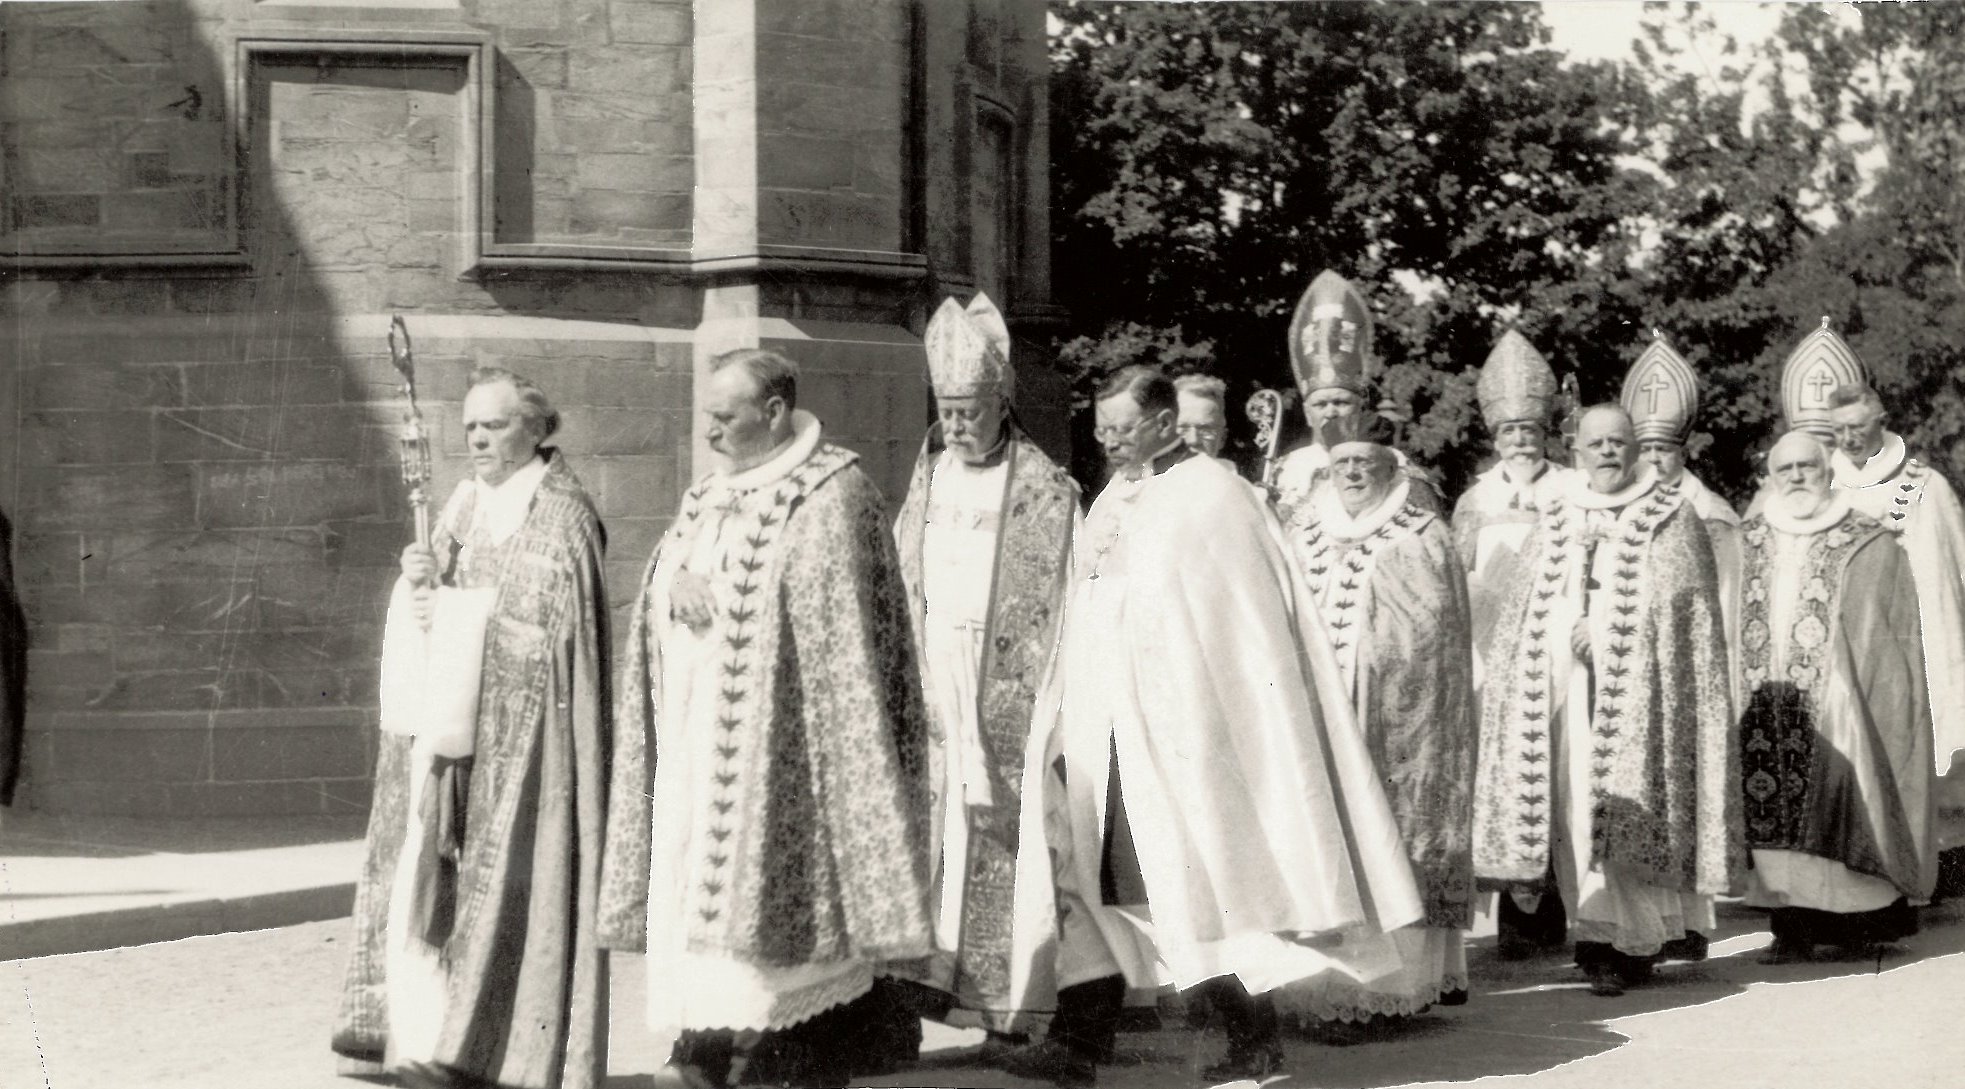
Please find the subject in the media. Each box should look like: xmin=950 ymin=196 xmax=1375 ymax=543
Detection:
xmin=1437 ymin=987 xmax=1470 ymax=1007
xmin=665 ymin=1064 xmax=726 ymax=1089
xmin=1201 ymin=1044 xmax=1284 ymax=1082
xmin=396 ymin=1061 xmax=471 ymax=1089
xmin=1757 ymin=936 xmax=1813 ymax=965
xmin=1584 ymin=963 xmax=1626 ymax=997
xmin=1661 ymin=932 xmax=1709 ymax=962
xmin=999 ymin=1039 xmax=1097 ymax=1089
xmin=1496 ymin=934 xmax=1537 ymax=961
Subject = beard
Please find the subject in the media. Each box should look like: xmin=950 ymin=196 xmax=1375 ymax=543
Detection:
xmin=1772 ymin=486 xmax=1832 ymax=521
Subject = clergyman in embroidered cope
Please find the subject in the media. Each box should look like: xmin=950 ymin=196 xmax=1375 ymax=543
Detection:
xmin=1472 ymin=456 xmax=1742 ymax=967
xmin=334 ymin=450 xmax=613 ymax=1089
xmin=597 ymin=410 xmax=935 ymax=1049
xmin=1737 ymin=479 xmax=1933 ymax=948
xmin=1829 ymin=424 xmax=1965 ymax=868
xmin=1284 ymin=476 xmax=1477 ymax=1021
xmin=891 ymin=423 xmax=1079 ymax=1032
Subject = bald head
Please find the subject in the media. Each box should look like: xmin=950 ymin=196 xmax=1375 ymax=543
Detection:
xmin=1576 ymin=404 xmax=1638 ymax=494
xmin=1767 ymin=430 xmax=1833 ymax=517
xmin=1769 ymin=430 xmax=1830 ymax=472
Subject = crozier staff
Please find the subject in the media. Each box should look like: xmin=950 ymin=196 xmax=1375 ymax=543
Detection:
xmin=335 ymin=363 xmax=612 ymax=1089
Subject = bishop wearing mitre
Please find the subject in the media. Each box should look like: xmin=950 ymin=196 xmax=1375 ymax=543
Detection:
xmin=1269 ymin=271 xmax=1438 ymax=526
xmin=885 ymin=294 xmax=1081 ymax=1048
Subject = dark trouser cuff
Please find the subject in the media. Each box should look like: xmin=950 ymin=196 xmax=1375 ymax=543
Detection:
xmin=1051 ymin=975 xmax=1126 ymax=1060
xmin=1770 ymin=898 xmax=1915 ymax=946
xmin=1198 ymin=977 xmax=1279 ymax=1054
xmin=1574 ymin=940 xmax=1660 ymax=975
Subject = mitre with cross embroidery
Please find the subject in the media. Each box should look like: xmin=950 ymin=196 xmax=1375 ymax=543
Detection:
xmin=1780 ymin=316 xmax=1867 ymax=438
xmin=1288 ymin=270 xmax=1375 ymax=395
xmin=1620 ymin=330 xmax=1699 ymax=444
xmin=923 ymin=292 xmax=1013 ymax=399
xmin=1477 ymin=328 xmax=1559 ymax=430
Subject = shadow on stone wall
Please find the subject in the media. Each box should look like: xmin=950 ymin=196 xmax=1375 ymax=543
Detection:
xmin=0 ymin=1 xmax=707 ymax=821
xmin=3 ymin=0 xmax=401 ymax=820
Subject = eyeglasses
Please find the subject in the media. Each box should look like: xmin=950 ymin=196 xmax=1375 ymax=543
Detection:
xmin=1178 ymin=424 xmax=1225 ymax=438
xmin=1093 ymin=419 xmax=1146 ymax=441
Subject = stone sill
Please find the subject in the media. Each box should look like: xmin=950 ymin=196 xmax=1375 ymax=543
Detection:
xmin=466 ymin=244 xmax=931 ymax=282
xmin=3 ymin=246 xmax=936 ymax=287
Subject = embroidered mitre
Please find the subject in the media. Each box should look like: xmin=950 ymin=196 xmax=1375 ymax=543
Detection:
xmin=1288 ymin=269 xmax=1375 ymax=395
xmin=924 ymin=292 xmax=1012 ymax=399
xmin=1477 ymin=328 xmax=1558 ymax=430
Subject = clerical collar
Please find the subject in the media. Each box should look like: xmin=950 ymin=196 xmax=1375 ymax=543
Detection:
xmin=1119 ymin=436 xmax=1190 ymax=481
xmin=1764 ymin=491 xmax=1851 ymax=535
xmin=1565 ymin=464 xmax=1658 ymax=510
xmin=967 ymin=430 xmax=1012 ymax=469
xmin=1832 ymin=431 xmax=1908 ymax=489
xmin=472 ymin=452 xmax=550 ymax=545
xmin=719 ymin=410 xmax=822 ymax=491
xmin=1313 ymin=479 xmax=1411 ymax=540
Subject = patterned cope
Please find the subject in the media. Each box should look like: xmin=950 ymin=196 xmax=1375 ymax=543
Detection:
xmin=1473 ymin=482 xmax=1743 ymax=896
xmin=891 ymin=427 xmax=1076 ymax=1022
xmin=1877 ymin=461 xmax=1931 ymax=531
xmin=598 ymin=442 xmax=936 ymax=971
xmin=1295 ymin=502 xmax=1478 ymax=929
xmin=335 ymin=452 xmax=611 ymax=1089
xmin=1737 ymin=512 xmax=1925 ymax=892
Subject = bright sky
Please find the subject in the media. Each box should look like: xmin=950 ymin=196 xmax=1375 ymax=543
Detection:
xmin=1539 ymin=0 xmax=1789 ymax=64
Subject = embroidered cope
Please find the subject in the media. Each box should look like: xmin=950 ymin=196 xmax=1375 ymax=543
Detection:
xmin=891 ymin=426 xmax=1079 ymax=1032
xmin=1283 ymin=482 xmax=1477 ymax=1019
xmin=1472 ymin=472 xmax=1742 ymax=956
xmin=1737 ymin=502 xmax=1935 ymax=908
xmin=597 ymin=413 xmax=935 ymax=1041
xmin=335 ymin=452 xmax=612 ymax=1089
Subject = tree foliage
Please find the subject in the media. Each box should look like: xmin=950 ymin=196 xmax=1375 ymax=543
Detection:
xmin=1047 ymin=0 xmax=1965 ymax=503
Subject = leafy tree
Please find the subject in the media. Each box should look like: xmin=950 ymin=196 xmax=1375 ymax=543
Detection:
xmin=1046 ymin=1 xmax=1965 ymax=501
xmin=1049 ymin=1 xmax=1650 ymax=490
xmin=1616 ymin=2 xmax=1965 ymax=499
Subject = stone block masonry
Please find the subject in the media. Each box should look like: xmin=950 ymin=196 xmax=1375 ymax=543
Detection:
xmin=7 ymin=311 xmax=694 ymax=818
xmin=0 ymin=0 xmax=1058 ymax=819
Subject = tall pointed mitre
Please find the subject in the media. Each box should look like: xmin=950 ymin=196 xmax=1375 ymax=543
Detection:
xmin=1288 ymin=270 xmax=1374 ymax=394
xmin=1780 ymin=316 xmax=1867 ymax=438
xmin=1620 ymin=329 xmax=1699 ymax=444
xmin=923 ymin=292 xmax=1011 ymax=398
xmin=1477 ymin=328 xmax=1558 ymax=429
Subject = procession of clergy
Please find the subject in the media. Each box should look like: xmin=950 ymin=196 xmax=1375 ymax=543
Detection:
xmin=331 ymin=269 xmax=1965 ymax=1089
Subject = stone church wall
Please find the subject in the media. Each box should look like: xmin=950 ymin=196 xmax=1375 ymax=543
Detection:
xmin=0 ymin=0 xmax=1058 ymax=816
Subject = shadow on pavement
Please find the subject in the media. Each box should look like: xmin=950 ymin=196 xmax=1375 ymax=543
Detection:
xmin=855 ymin=898 xmax=1965 ymax=1088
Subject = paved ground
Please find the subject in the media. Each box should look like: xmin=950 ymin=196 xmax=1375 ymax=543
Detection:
xmin=0 ymin=813 xmax=365 ymax=959
xmin=5 ymin=900 xmax=1963 ymax=1089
